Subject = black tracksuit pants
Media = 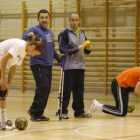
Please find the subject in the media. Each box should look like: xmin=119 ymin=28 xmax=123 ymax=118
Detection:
xmin=62 ymin=69 xmax=85 ymax=116
xmin=29 ymin=64 xmax=52 ymax=116
xmin=102 ymin=78 xmax=132 ymax=116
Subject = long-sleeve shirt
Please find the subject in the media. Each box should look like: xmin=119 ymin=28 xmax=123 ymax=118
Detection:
xmin=22 ymin=25 xmax=59 ymax=66
xmin=58 ymin=26 xmax=91 ymax=70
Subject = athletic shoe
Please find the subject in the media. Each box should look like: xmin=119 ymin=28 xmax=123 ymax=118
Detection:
xmin=61 ymin=114 xmax=69 ymax=119
xmin=0 ymin=123 xmax=14 ymax=130
xmin=4 ymin=120 xmax=13 ymax=127
xmin=38 ymin=115 xmax=50 ymax=121
xmin=88 ymin=99 xmax=103 ymax=114
xmin=30 ymin=115 xmax=41 ymax=122
xmin=28 ymin=110 xmax=41 ymax=122
xmin=28 ymin=110 xmax=49 ymax=121
xmin=27 ymin=110 xmax=32 ymax=116
xmin=0 ymin=123 xmax=6 ymax=130
xmin=30 ymin=114 xmax=49 ymax=122
xmin=5 ymin=125 xmax=14 ymax=130
xmin=27 ymin=110 xmax=40 ymax=122
xmin=75 ymin=112 xmax=92 ymax=118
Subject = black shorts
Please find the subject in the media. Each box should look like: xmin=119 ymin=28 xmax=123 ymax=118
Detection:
xmin=0 ymin=90 xmax=7 ymax=100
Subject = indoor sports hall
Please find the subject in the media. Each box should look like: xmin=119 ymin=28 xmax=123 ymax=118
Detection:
xmin=0 ymin=0 xmax=140 ymax=140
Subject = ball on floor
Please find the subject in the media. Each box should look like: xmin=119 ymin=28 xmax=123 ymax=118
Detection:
xmin=15 ymin=117 xmax=28 ymax=130
xmin=127 ymin=103 xmax=135 ymax=113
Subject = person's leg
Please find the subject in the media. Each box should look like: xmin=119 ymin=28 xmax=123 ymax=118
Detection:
xmin=0 ymin=100 xmax=2 ymax=123
xmin=0 ymin=90 xmax=14 ymax=130
xmin=0 ymin=90 xmax=7 ymax=124
xmin=72 ymin=70 xmax=92 ymax=118
xmin=0 ymin=72 xmax=2 ymax=124
xmin=102 ymin=79 xmax=129 ymax=116
xmin=36 ymin=66 xmax=52 ymax=115
xmin=28 ymin=65 xmax=51 ymax=121
xmin=88 ymin=79 xmax=129 ymax=116
xmin=0 ymin=99 xmax=5 ymax=130
xmin=1 ymin=90 xmax=8 ymax=123
xmin=1 ymin=101 xmax=7 ymax=123
xmin=61 ymin=70 xmax=75 ymax=117
xmin=72 ymin=70 xmax=85 ymax=116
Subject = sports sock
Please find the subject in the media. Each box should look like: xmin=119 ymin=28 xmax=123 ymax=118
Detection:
xmin=97 ymin=103 xmax=103 ymax=110
xmin=98 ymin=102 xmax=104 ymax=110
xmin=1 ymin=109 xmax=7 ymax=123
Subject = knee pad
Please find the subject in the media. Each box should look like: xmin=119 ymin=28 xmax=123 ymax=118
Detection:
xmin=0 ymin=90 xmax=7 ymax=100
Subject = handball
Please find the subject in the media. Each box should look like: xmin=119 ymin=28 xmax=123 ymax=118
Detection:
xmin=15 ymin=117 xmax=28 ymax=130
xmin=127 ymin=103 xmax=135 ymax=113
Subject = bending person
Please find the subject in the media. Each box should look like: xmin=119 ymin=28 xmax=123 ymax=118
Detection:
xmin=0 ymin=36 xmax=44 ymax=130
xmin=88 ymin=67 xmax=140 ymax=117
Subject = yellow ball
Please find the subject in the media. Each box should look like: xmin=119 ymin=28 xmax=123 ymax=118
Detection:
xmin=15 ymin=117 xmax=28 ymax=130
xmin=127 ymin=103 xmax=135 ymax=113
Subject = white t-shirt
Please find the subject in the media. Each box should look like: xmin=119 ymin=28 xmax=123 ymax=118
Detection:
xmin=0 ymin=38 xmax=27 ymax=69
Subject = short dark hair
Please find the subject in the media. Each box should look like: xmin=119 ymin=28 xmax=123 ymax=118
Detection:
xmin=69 ymin=12 xmax=79 ymax=18
xmin=37 ymin=9 xmax=50 ymax=19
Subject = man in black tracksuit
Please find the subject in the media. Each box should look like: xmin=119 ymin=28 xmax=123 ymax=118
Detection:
xmin=58 ymin=12 xmax=92 ymax=119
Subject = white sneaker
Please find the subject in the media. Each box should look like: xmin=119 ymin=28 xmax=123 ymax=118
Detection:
xmin=3 ymin=120 xmax=13 ymax=126
xmin=3 ymin=120 xmax=15 ymax=129
xmin=88 ymin=99 xmax=102 ymax=114
xmin=0 ymin=123 xmax=14 ymax=131
xmin=4 ymin=125 xmax=14 ymax=130
xmin=0 ymin=123 xmax=6 ymax=130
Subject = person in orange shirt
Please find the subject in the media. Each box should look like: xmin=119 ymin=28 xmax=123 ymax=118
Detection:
xmin=88 ymin=67 xmax=140 ymax=116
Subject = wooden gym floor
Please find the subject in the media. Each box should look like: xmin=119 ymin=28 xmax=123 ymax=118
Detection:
xmin=0 ymin=90 xmax=140 ymax=140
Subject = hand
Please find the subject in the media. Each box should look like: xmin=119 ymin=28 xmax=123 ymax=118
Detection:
xmin=0 ymin=79 xmax=7 ymax=91
xmin=78 ymin=45 xmax=85 ymax=51
xmin=85 ymin=45 xmax=92 ymax=51
xmin=28 ymin=32 xmax=35 ymax=39
xmin=59 ymin=54 xmax=64 ymax=60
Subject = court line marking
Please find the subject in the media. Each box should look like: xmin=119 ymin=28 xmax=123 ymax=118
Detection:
xmin=74 ymin=121 xmax=140 ymax=140
xmin=74 ymin=122 xmax=119 ymax=140
xmin=1 ymin=120 xmax=140 ymax=139
xmin=0 ymin=125 xmax=87 ymax=139
xmin=0 ymin=123 xmax=111 ymax=139
xmin=74 ymin=125 xmax=110 ymax=139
